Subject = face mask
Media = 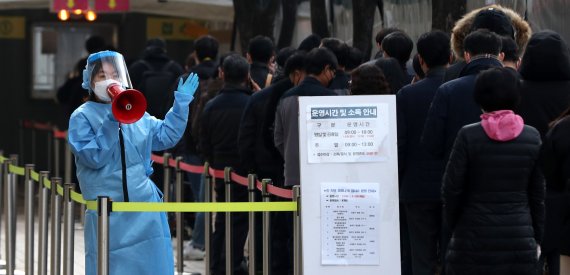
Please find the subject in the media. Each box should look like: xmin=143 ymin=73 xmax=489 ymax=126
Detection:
xmin=93 ymin=79 xmax=121 ymax=103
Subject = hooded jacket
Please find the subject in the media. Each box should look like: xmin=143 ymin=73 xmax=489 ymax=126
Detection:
xmin=516 ymin=30 xmax=570 ymax=254
xmin=517 ymin=30 xmax=570 ymax=138
xmin=451 ymin=5 xmax=531 ymax=61
xmin=442 ymin=122 xmax=544 ymax=275
xmin=444 ymin=5 xmax=532 ymax=81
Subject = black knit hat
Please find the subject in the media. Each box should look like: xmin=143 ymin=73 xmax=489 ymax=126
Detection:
xmin=471 ymin=8 xmax=515 ymax=39
xmin=519 ymin=30 xmax=570 ymax=81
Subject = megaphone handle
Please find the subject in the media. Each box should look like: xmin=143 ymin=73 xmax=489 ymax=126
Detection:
xmin=118 ymin=126 xmax=130 ymax=202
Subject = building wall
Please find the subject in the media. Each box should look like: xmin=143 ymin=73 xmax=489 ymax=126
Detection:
xmin=0 ymin=9 xmax=199 ymax=169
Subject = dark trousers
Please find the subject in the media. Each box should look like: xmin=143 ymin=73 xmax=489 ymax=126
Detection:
xmin=270 ymin=199 xmax=294 ymax=275
xmin=211 ymin=178 xmax=249 ymax=275
xmin=401 ymin=204 xmax=413 ymax=275
xmin=405 ymin=202 xmax=443 ymax=275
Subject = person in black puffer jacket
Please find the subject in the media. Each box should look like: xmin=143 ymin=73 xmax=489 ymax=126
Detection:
xmin=443 ymin=68 xmax=545 ymax=275
xmin=516 ymin=30 xmax=570 ymax=275
xmin=541 ymin=105 xmax=570 ymax=275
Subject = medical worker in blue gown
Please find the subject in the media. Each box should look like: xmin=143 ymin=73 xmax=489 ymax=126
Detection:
xmin=67 ymin=50 xmax=199 ymax=275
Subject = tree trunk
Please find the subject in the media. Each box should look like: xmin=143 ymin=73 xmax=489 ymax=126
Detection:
xmin=233 ymin=0 xmax=280 ymax=53
xmin=310 ymin=0 xmax=330 ymax=38
xmin=432 ymin=0 xmax=467 ymax=33
xmin=277 ymin=0 xmax=298 ymax=49
xmin=352 ymin=0 xmax=377 ymax=60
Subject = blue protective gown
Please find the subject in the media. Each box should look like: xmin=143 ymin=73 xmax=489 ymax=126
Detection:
xmin=68 ymin=91 xmax=193 ymax=275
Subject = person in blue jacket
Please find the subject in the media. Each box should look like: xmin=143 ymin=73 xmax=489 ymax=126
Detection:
xmin=67 ymin=50 xmax=198 ymax=275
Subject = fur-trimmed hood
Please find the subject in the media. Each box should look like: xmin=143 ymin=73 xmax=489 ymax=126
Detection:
xmin=451 ymin=5 xmax=532 ymax=60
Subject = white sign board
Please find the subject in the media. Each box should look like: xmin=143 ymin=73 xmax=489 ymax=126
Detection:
xmin=299 ymin=95 xmax=400 ymax=275
xmin=307 ymin=104 xmax=390 ymax=163
xmin=321 ymin=182 xmax=380 ymax=265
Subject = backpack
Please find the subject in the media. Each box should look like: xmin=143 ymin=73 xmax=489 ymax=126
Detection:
xmin=139 ymin=60 xmax=178 ymax=119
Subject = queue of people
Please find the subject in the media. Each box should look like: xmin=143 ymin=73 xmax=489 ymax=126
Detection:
xmin=57 ymin=4 xmax=570 ymax=275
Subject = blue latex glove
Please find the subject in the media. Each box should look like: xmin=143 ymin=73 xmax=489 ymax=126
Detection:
xmin=177 ymin=73 xmax=199 ymax=97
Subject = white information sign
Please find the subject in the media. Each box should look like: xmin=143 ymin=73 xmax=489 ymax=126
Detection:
xmin=306 ymin=104 xmax=389 ymax=163
xmin=299 ymin=95 xmax=401 ymax=275
xmin=321 ymin=182 xmax=380 ymax=265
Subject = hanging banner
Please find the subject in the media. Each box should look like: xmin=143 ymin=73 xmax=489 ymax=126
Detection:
xmin=147 ymin=17 xmax=209 ymax=41
xmin=0 ymin=16 xmax=25 ymax=39
xmin=95 ymin=0 xmax=130 ymax=12
xmin=51 ymin=0 xmax=89 ymax=11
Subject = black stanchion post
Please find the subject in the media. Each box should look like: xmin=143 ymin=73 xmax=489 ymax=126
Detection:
xmin=63 ymin=183 xmax=75 ymax=275
xmin=38 ymin=171 xmax=50 ymax=275
xmin=18 ymin=120 xmax=25 ymax=167
xmin=97 ymin=196 xmax=111 ymax=275
xmin=32 ymin=125 xmax=37 ymax=165
xmin=203 ymin=163 xmax=212 ymax=275
xmin=4 ymin=157 xmax=15 ymax=275
xmin=54 ymin=130 xmax=60 ymax=177
xmin=25 ymin=164 xmax=35 ymax=275
xmin=175 ymin=156 xmax=184 ymax=274
xmin=51 ymin=177 xmax=63 ymax=275
xmin=292 ymin=185 xmax=302 ymax=275
xmin=64 ymin=138 xmax=72 ymax=184
xmin=0 ymin=153 xmax=6 ymax=269
xmin=261 ymin=179 xmax=272 ymax=275
xmin=47 ymin=127 xmax=53 ymax=172
xmin=9 ymin=155 xmax=18 ymax=254
xmin=0 ymin=152 xmax=5 ymax=266
xmin=247 ymin=174 xmax=257 ymax=275
xmin=224 ymin=167 xmax=233 ymax=275
xmin=163 ymin=153 xmax=172 ymax=202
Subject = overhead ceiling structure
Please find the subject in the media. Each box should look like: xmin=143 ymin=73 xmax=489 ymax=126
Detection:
xmin=0 ymin=0 xmax=235 ymax=22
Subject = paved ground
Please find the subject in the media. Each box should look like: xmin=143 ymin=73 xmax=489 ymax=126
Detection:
xmin=0 ymin=205 xmax=205 ymax=275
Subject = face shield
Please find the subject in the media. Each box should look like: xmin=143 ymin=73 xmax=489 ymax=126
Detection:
xmin=82 ymin=51 xmax=132 ymax=93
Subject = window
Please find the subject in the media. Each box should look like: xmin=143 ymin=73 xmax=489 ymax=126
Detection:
xmin=31 ymin=23 xmax=116 ymax=99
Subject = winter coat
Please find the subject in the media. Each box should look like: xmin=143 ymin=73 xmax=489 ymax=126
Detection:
xmin=199 ymin=85 xmax=252 ymax=171
xmin=396 ymin=67 xmax=447 ymax=202
xmin=274 ymin=76 xmax=336 ymax=186
xmin=444 ymin=5 xmax=531 ymax=81
xmin=328 ymin=70 xmax=350 ymax=90
xmin=540 ymin=116 xmax=570 ymax=254
xmin=68 ymin=90 xmax=193 ymax=275
xmin=238 ymin=79 xmax=292 ymax=186
xmin=128 ymin=48 xmax=184 ymax=91
xmin=191 ymin=60 xmax=218 ymax=80
xmin=442 ymin=123 xmax=545 ymax=275
xmin=516 ymin=30 xmax=570 ymax=253
xmin=542 ymin=117 xmax=570 ymax=192
xmin=450 ymin=5 xmax=531 ymax=62
xmin=250 ymin=62 xmax=272 ymax=89
xmin=422 ymin=57 xmax=502 ymax=162
xmin=517 ymin=30 xmax=570 ymax=139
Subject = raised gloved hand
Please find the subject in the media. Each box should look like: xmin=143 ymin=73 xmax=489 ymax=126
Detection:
xmin=177 ymin=73 xmax=199 ymax=97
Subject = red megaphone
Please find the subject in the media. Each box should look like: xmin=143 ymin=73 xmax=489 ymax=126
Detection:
xmin=107 ymin=84 xmax=147 ymax=124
